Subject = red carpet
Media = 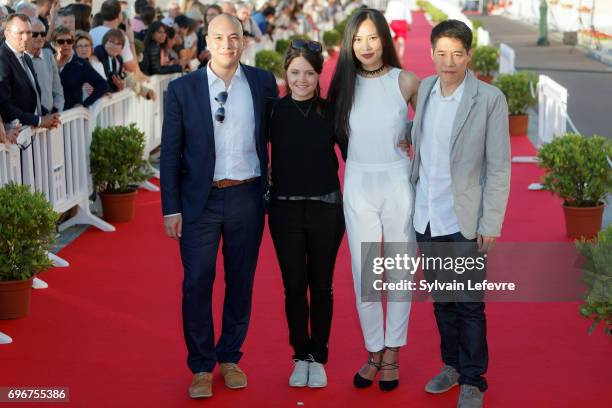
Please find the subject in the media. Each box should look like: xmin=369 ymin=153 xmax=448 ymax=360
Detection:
xmin=1 ymin=12 xmax=610 ymax=407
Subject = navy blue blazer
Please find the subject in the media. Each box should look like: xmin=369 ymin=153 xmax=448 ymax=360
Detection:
xmin=160 ymin=64 xmax=279 ymax=222
xmin=60 ymin=54 xmax=109 ymax=110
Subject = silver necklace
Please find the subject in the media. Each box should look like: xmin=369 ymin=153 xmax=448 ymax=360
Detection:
xmin=291 ymin=97 xmax=313 ymax=118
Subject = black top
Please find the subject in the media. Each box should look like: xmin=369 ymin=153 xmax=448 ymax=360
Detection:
xmin=94 ymin=45 xmax=124 ymax=92
xmin=60 ymin=54 xmax=109 ymax=110
xmin=140 ymin=42 xmax=182 ymax=75
xmin=269 ymin=96 xmax=343 ymax=197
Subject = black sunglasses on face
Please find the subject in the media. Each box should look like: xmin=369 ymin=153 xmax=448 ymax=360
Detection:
xmin=214 ymin=91 xmax=228 ymax=123
xmin=32 ymin=31 xmax=46 ymax=38
xmin=290 ymin=39 xmax=322 ymax=53
xmin=56 ymin=38 xmax=74 ymax=45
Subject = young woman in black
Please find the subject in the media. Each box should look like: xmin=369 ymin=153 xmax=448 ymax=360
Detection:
xmin=268 ymin=40 xmax=345 ymax=389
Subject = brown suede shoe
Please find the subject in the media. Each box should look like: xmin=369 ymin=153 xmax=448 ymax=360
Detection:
xmin=189 ymin=372 xmax=213 ymax=398
xmin=219 ymin=363 xmax=247 ymax=389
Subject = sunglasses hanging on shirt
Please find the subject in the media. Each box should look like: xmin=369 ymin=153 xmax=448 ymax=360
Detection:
xmin=214 ymin=91 xmax=228 ymax=123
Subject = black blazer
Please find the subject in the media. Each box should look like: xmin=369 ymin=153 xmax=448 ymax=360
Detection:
xmin=60 ymin=54 xmax=109 ymax=110
xmin=140 ymin=42 xmax=182 ymax=76
xmin=160 ymin=64 xmax=279 ymax=222
xmin=0 ymin=42 xmax=48 ymax=126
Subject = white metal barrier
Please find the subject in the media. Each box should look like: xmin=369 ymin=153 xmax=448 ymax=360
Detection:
xmin=499 ymin=43 xmax=516 ymax=74
xmin=89 ymin=74 xmax=179 ymax=191
xmin=477 ymin=27 xmax=490 ymax=46
xmin=2 ymin=74 xmax=179 ymax=232
xmin=537 ymin=74 xmax=568 ymax=146
xmin=0 ymin=142 xmax=22 ymax=185
xmin=512 ymin=75 xmax=573 ymax=191
xmin=15 ymin=109 xmax=115 ymax=233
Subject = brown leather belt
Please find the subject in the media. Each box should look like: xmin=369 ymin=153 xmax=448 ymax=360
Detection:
xmin=212 ymin=177 xmax=259 ymax=189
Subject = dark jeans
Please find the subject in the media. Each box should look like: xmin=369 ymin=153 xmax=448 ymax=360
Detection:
xmin=268 ymin=200 xmax=345 ymax=364
xmin=179 ymin=181 xmax=264 ymax=373
xmin=416 ymin=224 xmax=488 ymax=392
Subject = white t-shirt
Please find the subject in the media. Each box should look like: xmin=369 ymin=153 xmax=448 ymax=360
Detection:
xmin=90 ymin=26 xmax=134 ymax=63
xmin=184 ymin=32 xmax=197 ymax=49
xmin=385 ymin=0 xmax=413 ymax=23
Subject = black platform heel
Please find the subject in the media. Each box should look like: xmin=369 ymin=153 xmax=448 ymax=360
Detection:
xmin=353 ymin=351 xmax=382 ymax=388
xmin=379 ymin=346 xmax=400 ymax=392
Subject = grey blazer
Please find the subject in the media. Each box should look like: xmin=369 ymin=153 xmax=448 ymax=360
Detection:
xmin=409 ymin=71 xmax=511 ymax=239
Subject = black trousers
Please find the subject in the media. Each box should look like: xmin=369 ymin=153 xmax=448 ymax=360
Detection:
xmin=179 ymin=181 xmax=264 ymax=373
xmin=268 ymin=200 xmax=345 ymax=363
xmin=416 ymin=224 xmax=489 ymax=392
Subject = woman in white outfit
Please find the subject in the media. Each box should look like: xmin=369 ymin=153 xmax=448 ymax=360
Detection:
xmin=328 ymin=8 xmax=419 ymax=392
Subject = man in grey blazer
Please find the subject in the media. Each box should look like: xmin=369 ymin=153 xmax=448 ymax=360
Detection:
xmin=410 ymin=20 xmax=510 ymax=408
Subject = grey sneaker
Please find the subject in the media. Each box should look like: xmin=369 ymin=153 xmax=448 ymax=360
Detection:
xmin=425 ymin=365 xmax=460 ymax=394
xmin=289 ymin=360 xmax=309 ymax=387
xmin=457 ymin=384 xmax=484 ymax=408
xmin=307 ymin=362 xmax=327 ymax=388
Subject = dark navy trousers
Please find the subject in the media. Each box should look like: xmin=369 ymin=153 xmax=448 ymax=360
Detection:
xmin=416 ymin=224 xmax=489 ymax=392
xmin=179 ymin=181 xmax=264 ymax=373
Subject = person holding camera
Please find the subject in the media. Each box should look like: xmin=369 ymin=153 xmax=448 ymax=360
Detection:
xmin=94 ymin=28 xmax=126 ymax=92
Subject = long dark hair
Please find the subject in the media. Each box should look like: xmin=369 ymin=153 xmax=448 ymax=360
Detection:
xmin=144 ymin=21 xmax=167 ymax=48
xmin=327 ymin=8 xmax=401 ymax=143
xmin=283 ymin=44 xmax=325 ymax=115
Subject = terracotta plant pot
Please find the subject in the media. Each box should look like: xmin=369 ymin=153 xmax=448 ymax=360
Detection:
xmin=509 ymin=114 xmax=529 ymax=136
xmin=0 ymin=278 xmax=33 ymax=319
xmin=327 ymin=47 xmax=337 ymax=57
xmin=477 ymin=74 xmax=493 ymax=84
xmin=562 ymin=204 xmax=605 ymax=239
xmin=100 ymin=190 xmax=138 ymax=222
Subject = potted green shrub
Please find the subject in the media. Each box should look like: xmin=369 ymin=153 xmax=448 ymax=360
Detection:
xmin=90 ymin=124 xmax=150 ymax=222
xmin=419 ymin=1 xmax=448 ymax=24
xmin=275 ymin=39 xmax=291 ymax=57
xmin=0 ymin=183 xmax=57 ymax=319
xmin=471 ymin=45 xmax=499 ymax=83
xmin=255 ymin=49 xmax=284 ymax=79
xmin=493 ymin=71 xmax=537 ymax=136
xmin=537 ymin=132 xmax=612 ymax=239
xmin=323 ymin=29 xmax=341 ymax=57
xmin=576 ymin=224 xmax=612 ymax=335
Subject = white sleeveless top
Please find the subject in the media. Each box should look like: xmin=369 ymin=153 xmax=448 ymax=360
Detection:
xmin=347 ymin=68 xmax=409 ymax=165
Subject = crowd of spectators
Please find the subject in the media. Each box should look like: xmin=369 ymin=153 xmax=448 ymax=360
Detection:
xmin=1 ymin=0 xmax=352 ymax=144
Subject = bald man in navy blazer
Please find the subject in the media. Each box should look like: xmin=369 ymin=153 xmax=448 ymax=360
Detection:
xmin=160 ymin=14 xmax=278 ymax=398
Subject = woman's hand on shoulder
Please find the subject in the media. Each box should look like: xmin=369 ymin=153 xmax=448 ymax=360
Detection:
xmin=399 ymin=70 xmax=420 ymax=110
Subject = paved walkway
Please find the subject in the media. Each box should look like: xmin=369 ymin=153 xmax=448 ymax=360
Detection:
xmin=470 ymin=15 xmax=612 ymax=139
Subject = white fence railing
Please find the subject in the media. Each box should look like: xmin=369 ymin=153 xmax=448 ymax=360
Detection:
xmin=0 ymin=142 xmax=22 ymax=185
xmin=499 ymin=43 xmax=516 ymax=74
xmin=538 ymin=74 xmax=568 ymax=147
xmin=477 ymin=27 xmax=490 ymax=46
xmin=1 ymin=73 xmax=180 ymax=233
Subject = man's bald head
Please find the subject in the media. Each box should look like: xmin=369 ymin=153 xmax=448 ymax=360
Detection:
xmin=207 ymin=13 xmax=243 ymax=37
xmin=206 ymin=13 xmax=245 ymax=72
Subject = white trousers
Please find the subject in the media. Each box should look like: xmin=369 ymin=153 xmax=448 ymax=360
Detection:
xmin=344 ymin=158 xmax=416 ymax=352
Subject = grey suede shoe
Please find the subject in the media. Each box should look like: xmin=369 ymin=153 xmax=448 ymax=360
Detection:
xmin=457 ymin=384 xmax=484 ymax=408
xmin=289 ymin=360 xmax=309 ymax=387
xmin=307 ymin=362 xmax=327 ymax=388
xmin=425 ymin=365 xmax=460 ymax=394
